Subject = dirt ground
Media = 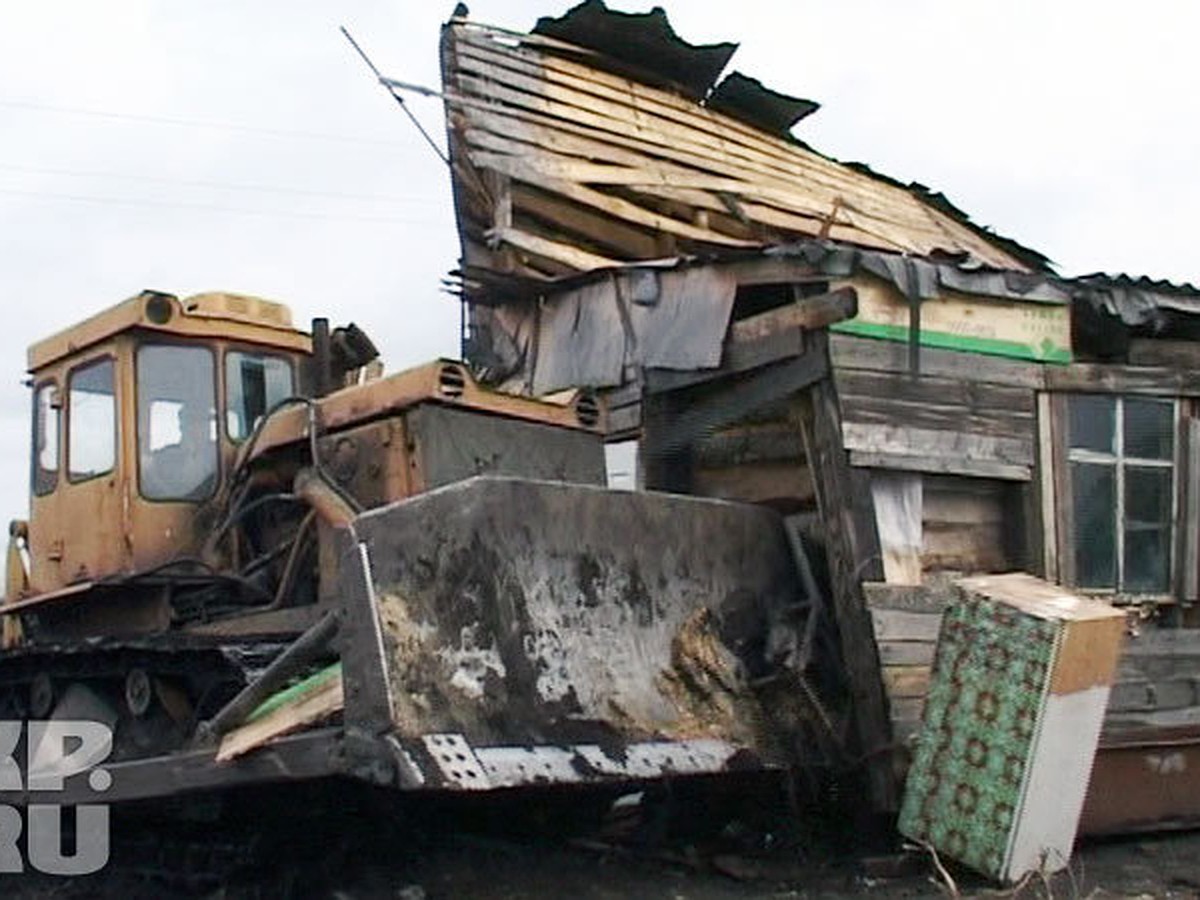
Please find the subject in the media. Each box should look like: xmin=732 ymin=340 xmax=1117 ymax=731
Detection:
xmin=228 ymin=827 xmax=1200 ymax=900
xmin=3 ymin=780 xmax=1199 ymax=899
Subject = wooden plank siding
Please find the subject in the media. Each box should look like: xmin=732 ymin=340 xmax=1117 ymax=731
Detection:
xmin=921 ymin=476 xmax=1016 ymax=574
xmin=1105 ymin=626 xmax=1200 ymax=732
xmin=687 ymin=329 xmax=1038 ymax=576
xmin=824 ymin=330 xmax=1040 ymax=581
xmin=864 ymin=585 xmax=945 ymax=749
xmin=692 ymin=417 xmax=813 ymax=508
xmin=831 ymin=334 xmax=1039 ymax=482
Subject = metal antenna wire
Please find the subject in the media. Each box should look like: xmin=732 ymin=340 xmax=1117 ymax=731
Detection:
xmin=340 ymin=26 xmax=450 ymax=167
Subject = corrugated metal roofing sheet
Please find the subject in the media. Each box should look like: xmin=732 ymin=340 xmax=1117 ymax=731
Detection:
xmin=532 ymin=0 xmax=737 ymax=102
xmin=706 ymin=72 xmax=820 ymax=134
xmin=1072 ymin=273 xmax=1200 ymax=327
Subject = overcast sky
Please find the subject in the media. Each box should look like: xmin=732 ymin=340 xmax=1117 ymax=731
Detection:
xmin=1 ymin=0 xmax=1198 ymax=538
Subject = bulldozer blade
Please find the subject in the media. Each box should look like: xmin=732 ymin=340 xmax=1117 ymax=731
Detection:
xmin=334 ymin=476 xmax=809 ymax=791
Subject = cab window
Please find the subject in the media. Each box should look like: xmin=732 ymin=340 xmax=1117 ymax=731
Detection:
xmin=226 ymin=351 xmax=293 ymax=441
xmin=32 ymin=382 xmax=60 ymax=495
xmin=137 ymin=345 xmax=218 ymax=501
xmin=68 ymin=358 xmax=116 ymax=481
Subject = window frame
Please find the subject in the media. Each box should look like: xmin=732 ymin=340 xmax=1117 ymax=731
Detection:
xmin=134 ymin=340 xmax=220 ymax=503
xmin=65 ymin=355 xmax=118 ymax=485
xmin=222 ymin=348 xmax=296 ymax=444
xmin=31 ymin=379 xmax=60 ymax=496
xmin=1057 ymin=392 xmax=1180 ymax=598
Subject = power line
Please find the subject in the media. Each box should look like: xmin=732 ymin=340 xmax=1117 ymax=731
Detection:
xmin=0 ymin=162 xmax=443 ymax=205
xmin=0 ymin=98 xmax=421 ymax=148
xmin=0 ymin=187 xmax=452 ymax=225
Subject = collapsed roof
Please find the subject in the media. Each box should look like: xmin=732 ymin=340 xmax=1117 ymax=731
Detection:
xmin=436 ymin=0 xmax=1051 ymax=308
xmin=423 ymin=2 xmax=1200 ymax=363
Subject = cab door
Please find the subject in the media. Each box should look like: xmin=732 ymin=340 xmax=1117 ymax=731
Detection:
xmin=127 ymin=340 xmax=221 ymax=573
xmin=28 ymin=342 xmax=130 ymax=591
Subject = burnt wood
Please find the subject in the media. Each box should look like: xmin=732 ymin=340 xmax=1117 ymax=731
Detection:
xmin=795 ymin=336 xmax=896 ymax=811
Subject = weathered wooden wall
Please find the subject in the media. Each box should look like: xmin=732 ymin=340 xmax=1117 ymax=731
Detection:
xmin=921 ymin=476 xmax=1018 ymax=573
xmin=1108 ymin=627 xmax=1200 ymax=731
xmin=831 ymin=333 xmax=1040 ymax=482
xmin=864 ymin=583 xmax=943 ymax=749
xmin=688 ymin=332 xmax=1038 ymax=579
xmin=691 ymin=413 xmax=814 ymax=507
xmin=829 ymin=330 xmax=1040 ymax=581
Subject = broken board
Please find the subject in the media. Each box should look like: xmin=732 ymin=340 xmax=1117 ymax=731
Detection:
xmin=831 ymin=274 xmax=1070 ymax=363
xmin=217 ymin=664 xmax=345 ymax=763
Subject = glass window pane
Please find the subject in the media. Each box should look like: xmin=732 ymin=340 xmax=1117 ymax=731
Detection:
xmin=1123 ymin=398 xmax=1173 ymax=460
xmin=68 ymin=359 xmax=115 ymax=480
xmin=1125 ymin=527 xmax=1171 ymax=593
xmin=1069 ymin=394 xmax=1115 ymax=453
xmin=138 ymin=345 xmax=217 ymax=501
xmin=1125 ymin=466 xmax=1172 ymax=528
xmin=1072 ymin=461 xmax=1116 ymax=588
xmin=1124 ymin=466 xmax=1172 ymax=594
xmin=32 ymin=383 xmax=59 ymax=495
xmin=226 ymin=352 xmax=294 ymax=441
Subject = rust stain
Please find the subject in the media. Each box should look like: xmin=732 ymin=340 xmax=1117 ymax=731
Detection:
xmin=1081 ymin=728 xmax=1200 ymax=835
xmin=654 ymin=608 xmax=756 ymax=745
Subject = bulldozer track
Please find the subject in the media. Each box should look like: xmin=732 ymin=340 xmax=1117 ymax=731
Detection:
xmin=0 ymin=638 xmax=292 ymax=758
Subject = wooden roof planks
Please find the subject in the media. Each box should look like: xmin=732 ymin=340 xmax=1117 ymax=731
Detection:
xmin=440 ymin=19 xmax=1037 ymax=295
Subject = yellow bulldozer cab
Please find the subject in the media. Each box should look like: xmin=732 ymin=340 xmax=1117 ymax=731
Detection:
xmin=22 ymin=291 xmax=311 ymax=595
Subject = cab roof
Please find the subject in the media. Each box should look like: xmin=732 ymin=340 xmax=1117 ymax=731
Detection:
xmin=28 ymin=290 xmax=311 ymax=373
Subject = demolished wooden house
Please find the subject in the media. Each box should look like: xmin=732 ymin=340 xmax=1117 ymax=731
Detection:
xmin=424 ymin=1 xmax=1200 ymax=834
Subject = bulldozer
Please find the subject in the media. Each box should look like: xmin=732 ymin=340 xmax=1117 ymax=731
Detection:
xmin=0 ymin=288 xmax=824 ymax=814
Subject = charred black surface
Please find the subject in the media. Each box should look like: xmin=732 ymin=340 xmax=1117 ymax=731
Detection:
xmin=713 ymin=588 xmax=771 ymax=680
xmin=575 ymin=554 xmax=603 ymax=609
xmin=620 ymin=562 xmax=658 ymax=628
xmin=352 ymin=477 xmax=808 ymax=755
